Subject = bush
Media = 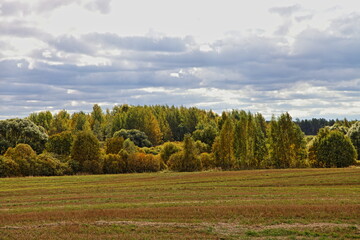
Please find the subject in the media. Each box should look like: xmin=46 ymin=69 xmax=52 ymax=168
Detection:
xmin=46 ymin=131 xmax=73 ymax=155
xmin=83 ymin=159 xmax=103 ymax=174
xmin=160 ymin=142 xmax=180 ymax=164
xmin=103 ymin=154 xmax=126 ymax=174
xmin=123 ymin=138 xmax=137 ymax=154
xmin=105 ymin=137 xmax=124 ymax=154
xmin=168 ymin=134 xmax=202 ymax=172
xmin=127 ymin=153 xmax=160 ymax=172
xmin=168 ymin=151 xmax=184 ymax=171
xmin=194 ymin=140 xmax=210 ymax=153
xmin=71 ymin=131 xmax=101 ymax=173
xmin=35 ymin=152 xmax=68 ymax=176
xmin=0 ymin=156 xmax=20 ymax=177
xmin=200 ymin=152 xmax=215 ymax=170
xmin=4 ymin=144 xmax=37 ymax=176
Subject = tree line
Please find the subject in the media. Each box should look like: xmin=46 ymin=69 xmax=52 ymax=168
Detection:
xmin=0 ymin=105 xmax=359 ymax=177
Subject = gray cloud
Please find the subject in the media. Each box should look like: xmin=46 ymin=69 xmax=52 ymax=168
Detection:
xmin=0 ymin=20 xmax=51 ymax=39
xmin=48 ymin=35 xmax=95 ymax=54
xmin=84 ymin=33 xmax=192 ymax=52
xmin=269 ymin=5 xmax=301 ymax=17
xmin=295 ymin=14 xmax=313 ymax=22
xmin=330 ymin=13 xmax=360 ymax=36
xmin=0 ymin=1 xmax=30 ymax=16
xmin=85 ymin=0 xmax=112 ymax=14
xmin=36 ymin=0 xmax=76 ymax=13
xmin=1 ymin=12 xmax=360 ymax=120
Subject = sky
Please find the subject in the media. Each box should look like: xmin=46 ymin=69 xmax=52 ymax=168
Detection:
xmin=0 ymin=0 xmax=360 ymax=120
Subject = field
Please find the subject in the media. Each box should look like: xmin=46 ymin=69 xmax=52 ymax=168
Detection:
xmin=0 ymin=168 xmax=359 ymax=239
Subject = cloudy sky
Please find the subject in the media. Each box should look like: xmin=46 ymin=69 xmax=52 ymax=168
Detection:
xmin=1 ymin=0 xmax=360 ymax=120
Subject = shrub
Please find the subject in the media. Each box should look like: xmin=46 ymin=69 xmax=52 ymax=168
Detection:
xmin=194 ymin=140 xmax=210 ymax=153
xmin=200 ymin=152 xmax=215 ymax=170
xmin=123 ymin=138 xmax=137 ymax=154
xmin=141 ymin=146 xmax=162 ymax=155
xmin=160 ymin=142 xmax=180 ymax=164
xmin=83 ymin=159 xmax=103 ymax=174
xmin=35 ymin=152 xmax=68 ymax=176
xmin=127 ymin=153 xmax=160 ymax=172
xmin=105 ymin=137 xmax=124 ymax=154
xmin=168 ymin=151 xmax=184 ymax=171
xmin=4 ymin=144 xmax=37 ymax=176
xmin=103 ymin=154 xmax=126 ymax=174
xmin=0 ymin=156 xmax=20 ymax=177
xmin=168 ymin=134 xmax=202 ymax=172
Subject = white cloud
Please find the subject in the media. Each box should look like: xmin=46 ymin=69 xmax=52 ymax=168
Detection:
xmin=1 ymin=0 xmax=360 ymax=120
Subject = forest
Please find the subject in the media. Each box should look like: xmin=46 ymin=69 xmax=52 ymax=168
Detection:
xmin=0 ymin=104 xmax=359 ymax=177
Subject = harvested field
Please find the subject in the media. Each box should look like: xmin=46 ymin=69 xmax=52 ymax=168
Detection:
xmin=0 ymin=168 xmax=359 ymax=239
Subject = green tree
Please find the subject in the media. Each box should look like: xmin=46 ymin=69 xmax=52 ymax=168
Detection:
xmin=91 ymin=104 xmax=104 ymax=140
xmin=28 ymin=111 xmax=53 ymax=133
xmin=125 ymin=107 xmax=162 ymax=145
xmin=192 ymin=121 xmax=218 ymax=147
xmin=0 ymin=118 xmax=48 ymax=154
xmin=71 ymin=131 xmax=101 ymax=173
xmin=114 ymin=129 xmax=152 ymax=147
xmin=182 ymin=134 xmax=202 ymax=171
xmin=166 ymin=106 xmax=185 ymax=141
xmin=46 ymin=131 xmax=73 ymax=156
xmin=347 ymin=121 xmax=360 ymax=159
xmin=168 ymin=134 xmax=202 ymax=171
xmin=71 ymin=112 xmax=91 ymax=132
xmin=268 ymin=113 xmax=307 ymax=168
xmin=212 ymin=118 xmax=235 ymax=170
xmin=105 ymin=137 xmax=124 ymax=154
xmin=50 ymin=110 xmax=71 ymax=135
xmin=317 ymin=130 xmax=357 ymax=167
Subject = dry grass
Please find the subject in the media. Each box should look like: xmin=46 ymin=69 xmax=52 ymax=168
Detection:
xmin=0 ymin=168 xmax=359 ymax=239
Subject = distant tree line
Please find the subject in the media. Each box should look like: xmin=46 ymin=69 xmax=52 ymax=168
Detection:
xmin=0 ymin=104 xmax=358 ymax=177
xmin=294 ymin=118 xmax=357 ymax=135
